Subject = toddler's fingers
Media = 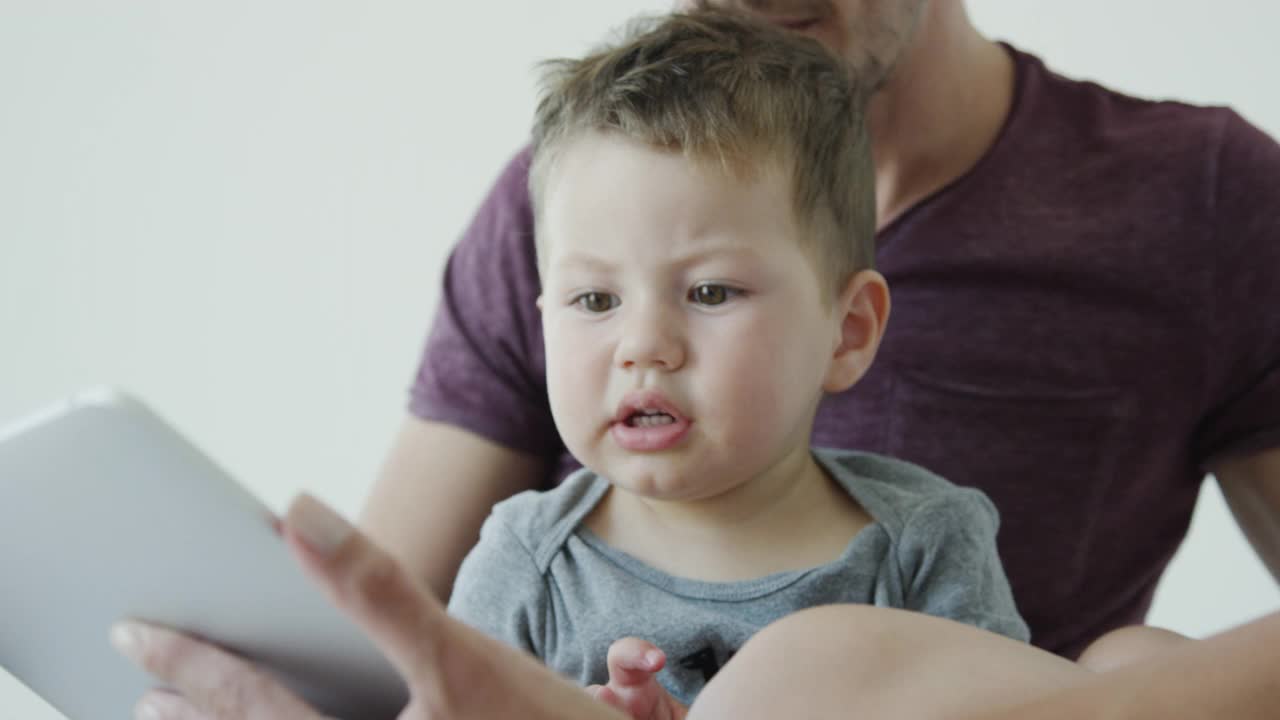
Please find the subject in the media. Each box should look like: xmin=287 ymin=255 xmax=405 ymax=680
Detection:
xmin=606 ymin=637 xmax=666 ymax=687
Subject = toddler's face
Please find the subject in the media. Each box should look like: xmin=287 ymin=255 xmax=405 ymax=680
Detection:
xmin=538 ymin=132 xmax=844 ymax=500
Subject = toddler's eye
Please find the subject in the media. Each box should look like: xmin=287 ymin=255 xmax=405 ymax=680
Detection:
xmin=689 ymin=283 xmax=738 ymax=306
xmin=573 ymin=292 xmax=619 ymax=313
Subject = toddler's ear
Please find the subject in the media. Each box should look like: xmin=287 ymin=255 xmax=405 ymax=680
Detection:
xmin=823 ymin=270 xmax=890 ymax=393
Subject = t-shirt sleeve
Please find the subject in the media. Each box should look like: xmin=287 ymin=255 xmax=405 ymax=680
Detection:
xmin=408 ymin=146 xmax=563 ymax=458
xmin=895 ymin=488 xmax=1031 ymax=643
xmin=447 ymin=511 xmax=551 ymax=658
xmin=1194 ymin=110 xmax=1280 ymax=467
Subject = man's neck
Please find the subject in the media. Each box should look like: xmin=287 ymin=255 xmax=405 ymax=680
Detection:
xmin=868 ymin=5 xmax=1015 ymax=229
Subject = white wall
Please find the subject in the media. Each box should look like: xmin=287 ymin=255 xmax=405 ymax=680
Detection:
xmin=1 ymin=1 xmax=1276 ymax=716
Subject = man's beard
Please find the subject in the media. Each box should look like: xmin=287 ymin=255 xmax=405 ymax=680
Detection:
xmin=690 ymin=0 xmax=922 ymax=93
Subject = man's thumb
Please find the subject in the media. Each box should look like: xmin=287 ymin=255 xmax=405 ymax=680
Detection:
xmin=282 ymin=493 xmax=448 ymax=685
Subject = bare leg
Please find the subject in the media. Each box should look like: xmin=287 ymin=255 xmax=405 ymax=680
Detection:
xmin=689 ymin=604 xmax=1090 ymax=720
xmin=1076 ymin=625 xmax=1191 ymax=672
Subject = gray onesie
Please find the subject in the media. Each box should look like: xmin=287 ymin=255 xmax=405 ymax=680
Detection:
xmin=448 ymin=448 xmax=1029 ymax=705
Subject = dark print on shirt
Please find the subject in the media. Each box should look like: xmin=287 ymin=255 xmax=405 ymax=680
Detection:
xmin=677 ymin=645 xmax=736 ymax=682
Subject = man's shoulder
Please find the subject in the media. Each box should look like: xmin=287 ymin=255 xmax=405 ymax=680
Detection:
xmin=489 ymin=145 xmax=534 ymax=206
xmin=460 ymin=144 xmax=537 ymax=250
xmin=1010 ymin=44 xmax=1238 ymax=154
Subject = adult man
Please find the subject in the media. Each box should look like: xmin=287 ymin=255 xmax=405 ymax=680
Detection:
xmin=115 ymin=0 xmax=1280 ymax=717
xmin=366 ymin=0 xmax=1280 ymax=657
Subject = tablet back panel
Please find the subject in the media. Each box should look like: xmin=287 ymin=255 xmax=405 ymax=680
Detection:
xmin=0 ymin=390 xmax=407 ymax=719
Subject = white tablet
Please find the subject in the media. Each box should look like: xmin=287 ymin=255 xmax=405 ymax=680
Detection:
xmin=0 ymin=389 xmax=407 ymax=720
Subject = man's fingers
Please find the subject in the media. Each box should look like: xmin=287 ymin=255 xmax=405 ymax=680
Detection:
xmin=606 ymin=637 xmax=666 ymax=687
xmin=110 ymin=621 xmax=318 ymax=720
xmin=281 ymin=493 xmax=449 ymax=689
xmin=134 ymin=689 xmax=209 ymax=720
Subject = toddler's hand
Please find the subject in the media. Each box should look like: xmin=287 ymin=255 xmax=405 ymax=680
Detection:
xmin=585 ymin=637 xmax=688 ymax=720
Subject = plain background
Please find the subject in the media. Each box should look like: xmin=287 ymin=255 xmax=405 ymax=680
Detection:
xmin=2 ymin=1 xmax=1278 ymax=716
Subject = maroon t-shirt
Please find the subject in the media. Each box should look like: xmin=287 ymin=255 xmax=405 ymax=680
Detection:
xmin=410 ymin=46 xmax=1280 ymax=658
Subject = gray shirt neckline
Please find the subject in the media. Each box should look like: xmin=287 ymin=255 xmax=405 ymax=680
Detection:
xmin=557 ymin=449 xmax=899 ymax=603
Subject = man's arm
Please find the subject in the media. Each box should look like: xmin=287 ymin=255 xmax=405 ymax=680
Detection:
xmin=1212 ymin=446 xmax=1280 ymax=583
xmin=974 ymin=610 xmax=1280 ymax=720
xmin=359 ymin=415 xmax=547 ymax=600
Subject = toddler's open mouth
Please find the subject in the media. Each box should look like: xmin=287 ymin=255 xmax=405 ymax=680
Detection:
xmin=611 ymin=390 xmax=691 ymax=451
xmin=627 ymin=410 xmax=676 ymax=428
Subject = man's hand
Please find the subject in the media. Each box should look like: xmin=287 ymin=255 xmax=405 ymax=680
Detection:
xmin=110 ymin=621 xmax=329 ymax=720
xmin=586 ymin=638 xmax=688 ymax=720
xmin=112 ymin=493 xmax=628 ymax=720
xmin=112 ymin=493 xmax=442 ymax=719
